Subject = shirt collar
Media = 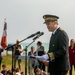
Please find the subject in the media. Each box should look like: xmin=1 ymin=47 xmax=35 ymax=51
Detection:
xmin=52 ymin=26 xmax=59 ymax=35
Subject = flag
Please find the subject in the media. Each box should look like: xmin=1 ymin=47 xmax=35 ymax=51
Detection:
xmin=1 ymin=20 xmax=8 ymax=49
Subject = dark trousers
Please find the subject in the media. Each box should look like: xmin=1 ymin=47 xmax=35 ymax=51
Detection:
xmin=0 ymin=57 xmax=2 ymax=70
xmin=13 ymin=55 xmax=21 ymax=70
xmin=38 ymin=61 xmax=45 ymax=71
xmin=50 ymin=70 xmax=68 ymax=75
xmin=69 ymin=65 xmax=75 ymax=75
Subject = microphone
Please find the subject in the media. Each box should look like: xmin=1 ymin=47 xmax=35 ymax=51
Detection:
xmin=26 ymin=31 xmax=41 ymax=39
xmin=33 ymin=32 xmax=44 ymax=40
xmin=6 ymin=31 xmax=41 ymax=50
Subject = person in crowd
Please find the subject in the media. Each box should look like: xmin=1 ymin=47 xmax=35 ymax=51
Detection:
xmin=13 ymin=39 xmax=23 ymax=70
xmin=12 ymin=68 xmax=16 ymax=75
xmin=40 ymin=14 xmax=70 ymax=75
xmin=28 ymin=46 xmax=36 ymax=56
xmin=36 ymin=41 xmax=45 ymax=71
xmin=28 ymin=46 xmax=37 ymax=74
xmin=36 ymin=41 xmax=45 ymax=56
xmin=20 ymin=72 xmax=24 ymax=75
xmin=13 ymin=68 xmax=21 ymax=75
xmin=34 ymin=67 xmax=49 ymax=75
xmin=6 ymin=70 xmax=12 ymax=75
xmin=69 ymin=39 xmax=75 ymax=75
xmin=1 ymin=64 xmax=7 ymax=75
xmin=0 ymin=73 xmax=3 ymax=75
xmin=0 ymin=48 xmax=3 ymax=70
xmin=15 ymin=68 xmax=21 ymax=75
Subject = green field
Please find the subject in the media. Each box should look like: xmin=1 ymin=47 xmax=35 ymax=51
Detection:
xmin=0 ymin=54 xmax=75 ymax=75
xmin=0 ymin=54 xmax=25 ymax=72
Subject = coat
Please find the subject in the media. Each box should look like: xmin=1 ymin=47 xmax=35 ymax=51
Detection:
xmin=48 ymin=27 xmax=70 ymax=72
xmin=69 ymin=46 xmax=75 ymax=65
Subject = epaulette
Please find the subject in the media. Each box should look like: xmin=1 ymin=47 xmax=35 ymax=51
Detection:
xmin=59 ymin=28 xmax=64 ymax=31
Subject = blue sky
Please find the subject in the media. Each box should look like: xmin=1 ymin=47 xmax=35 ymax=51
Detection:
xmin=0 ymin=0 xmax=75 ymax=43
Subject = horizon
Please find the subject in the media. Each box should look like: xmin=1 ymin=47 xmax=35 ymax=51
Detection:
xmin=0 ymin=0 xmax=75 ymax=43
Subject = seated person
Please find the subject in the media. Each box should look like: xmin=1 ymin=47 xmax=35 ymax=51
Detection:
xmin=6 ymin=70 xmax=12 ymax=75
xmin=1 ymin=64 xmax=7 ymax=75
xmin=34 ymin=67 xmax=50 ymax=75
xmin=28 ymin=46 xmax=39 ymax=73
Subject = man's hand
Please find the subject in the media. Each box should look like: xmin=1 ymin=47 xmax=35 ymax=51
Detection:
xmin=42 ymin=60 xmax=49 ymax=66
xmin=36 ymin=58 xmax=49 ymax=66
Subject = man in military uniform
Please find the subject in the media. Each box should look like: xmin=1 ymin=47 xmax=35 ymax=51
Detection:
xmin=42 ymin=14 xmax=70 ymax=75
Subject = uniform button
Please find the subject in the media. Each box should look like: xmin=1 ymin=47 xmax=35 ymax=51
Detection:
xmin=53 ymin=45 xmax=54 ymax=46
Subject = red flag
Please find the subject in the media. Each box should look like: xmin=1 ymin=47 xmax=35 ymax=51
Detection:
xmin=1 ymin=20 xmax=8 ymax=49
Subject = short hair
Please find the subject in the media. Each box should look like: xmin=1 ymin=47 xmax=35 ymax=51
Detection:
xmin=31 ymin=46 xmax=34 ymax=49
xmin=70 ymin=39 xmax=75 ymax=47
xmin=2 ymin=64 xmax=6 ymax=68
xmin=16 ymin=39 xmax=20 ymax=43
xmin=37 ymin=41 xmax=42 ymax=46
xmin=15 ymin=68 xmax=19 ymax=72
xmin=7 ymin=70 xmax=12 ymax=75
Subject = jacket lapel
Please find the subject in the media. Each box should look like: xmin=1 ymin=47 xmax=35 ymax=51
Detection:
xmin=48 ymin=28 xmax=60 ymax=52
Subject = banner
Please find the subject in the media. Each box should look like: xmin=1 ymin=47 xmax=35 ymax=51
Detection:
xmin=1 ymin=20 xmax=8 ymax=49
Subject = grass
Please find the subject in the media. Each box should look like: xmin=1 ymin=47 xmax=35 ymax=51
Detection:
xmin=0 ymin=54 xmax=75 ymax=75
xmin=2 ymin=54 xmax=12 ymax=64
xmin=1 ymin=54 xmax=12 ymax=70
xmin=0 ymin=54 xmax=25 ymax=72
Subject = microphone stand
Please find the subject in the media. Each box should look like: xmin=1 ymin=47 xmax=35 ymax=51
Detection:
xmin=6 ymin=32 xmax=42 ymax=75
xmin=24 ymin=33 xmax=44 ymax=75
xmin=24 ymin=32 xmax=44 ymax=75
xmin=6 ymin=37 xmax=28 ymax=75
xmin=24 ymin=40 xmax=36 ymax=75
